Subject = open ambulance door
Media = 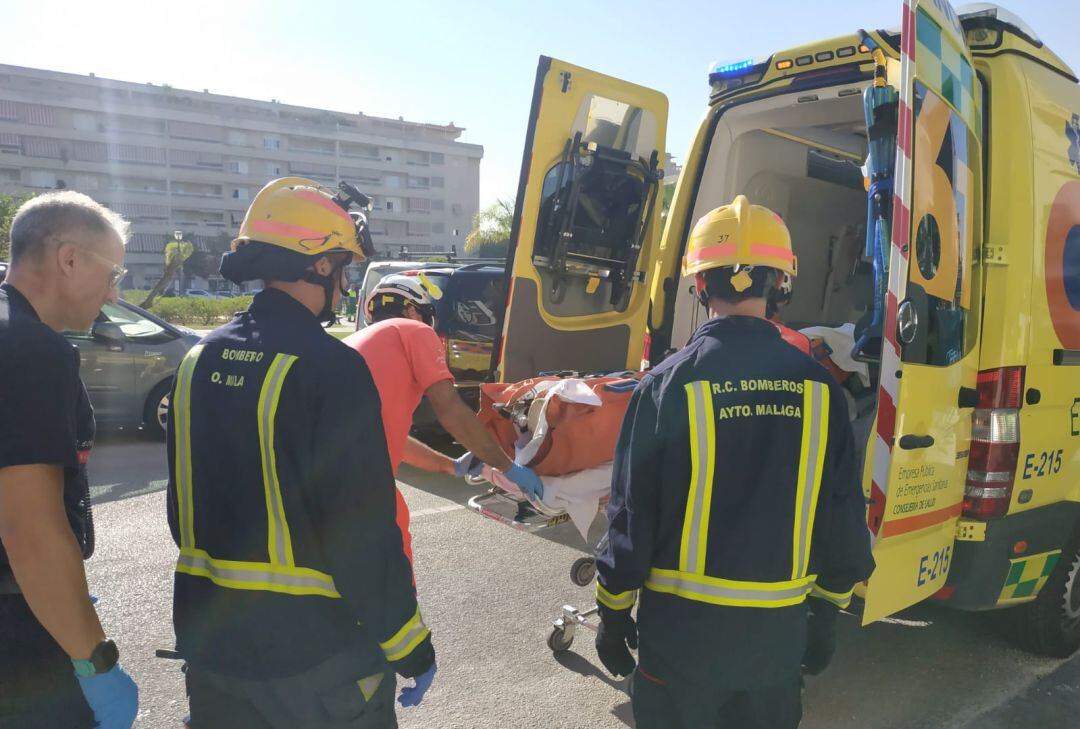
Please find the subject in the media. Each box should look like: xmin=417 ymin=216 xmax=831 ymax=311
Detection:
xmin=490 ymin=57 xmax=668 ymax=383
xmin=861 ymin=0 xmax=982 ymax=623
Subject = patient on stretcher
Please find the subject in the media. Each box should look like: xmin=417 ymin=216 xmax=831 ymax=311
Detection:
xmin=475 ymin=375 xmax=639 ymax=537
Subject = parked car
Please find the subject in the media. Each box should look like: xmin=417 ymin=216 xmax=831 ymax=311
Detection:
xmin=183 ymin=288 xmax=215 ymax=298
xmin=65 ymin=299 xmax=199 ymax=438
xmin=352 ymin=260 xmax=459 ymax=331
xmin=407 ymin=263 xmax=506 ymax=434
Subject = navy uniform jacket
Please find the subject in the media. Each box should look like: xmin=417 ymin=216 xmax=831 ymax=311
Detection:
xmin=596 ymin=315 xmax=874 ymax=689
xmin=167 ymin=289 xmax=430 ymax=679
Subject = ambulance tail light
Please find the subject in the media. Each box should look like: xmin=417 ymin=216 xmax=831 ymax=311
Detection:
xmin=641 ymin=332 xmax=652 ymax=370
xmin=963 ymin=367 xmax=1025 ymax=521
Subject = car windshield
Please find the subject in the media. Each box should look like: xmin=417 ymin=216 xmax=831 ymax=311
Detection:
xmin=103 ymin=302 xmax=167 ymax=339
xmin=433 ymin=266 xmax=505 ymax=381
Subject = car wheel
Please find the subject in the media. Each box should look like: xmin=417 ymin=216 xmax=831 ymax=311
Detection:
xmin=1013 ymin=531 xmax=1080 ymax=658
xmin=143 ymin=380 xmax=172 ymax=440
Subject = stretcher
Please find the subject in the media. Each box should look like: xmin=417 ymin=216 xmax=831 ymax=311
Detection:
xmin=465 ymin=463 xmax=611 ymax=538
xmin=465 ymin=465 xmax=609 ymax=653
xmin=466 ymin=373 xmax=639 ymax=653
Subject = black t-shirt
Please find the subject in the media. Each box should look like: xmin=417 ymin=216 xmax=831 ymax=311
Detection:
xmin=0 ymin=282 xmax=95 ymax=572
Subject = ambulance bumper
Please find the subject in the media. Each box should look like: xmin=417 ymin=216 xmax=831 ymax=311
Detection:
xmin=942 ymin=502 xmax=1080 ymax=611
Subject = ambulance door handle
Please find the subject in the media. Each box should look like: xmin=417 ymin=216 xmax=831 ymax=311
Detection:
xmin=958 ymin=387 xmax=980 ymax=409
xmin=898 ymin=434 xmax=935 ymax=450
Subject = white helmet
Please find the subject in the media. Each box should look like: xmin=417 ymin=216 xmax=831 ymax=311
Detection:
xmin=364 ymin=273 xmax=443 ymax=326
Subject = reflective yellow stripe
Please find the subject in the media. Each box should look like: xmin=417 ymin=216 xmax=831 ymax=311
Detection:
xmin=356 ymin=674 xmax=384 ymax=702
xmin=176 ymin=547 xmax=340 ymax=598
xmin=792 ymin=380 xmax=830 ymax=579
xmin=646 ymin=567 xmax=816 ymax=608
xmin=596 ymin=583 xmax=637 ymax=611
xmin=379 ymin=606 xmax=430 ymax=662
xmin=258 ymin=355 xmax=298 ymax=567
xmin=810 ymin=583 xmax=854 ymax=609
xmin=173 ymin=345 xmax=205 ymax=550
xmin=680 ymin=381 xmax=715 ymax=575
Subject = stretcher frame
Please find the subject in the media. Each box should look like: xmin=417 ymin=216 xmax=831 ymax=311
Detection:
xmin=465 ymin=474 xmax=608 ymax=653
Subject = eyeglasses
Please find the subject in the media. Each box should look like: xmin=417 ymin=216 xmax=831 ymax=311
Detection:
xmin=82 ymin=247 xmax=128 ymax=289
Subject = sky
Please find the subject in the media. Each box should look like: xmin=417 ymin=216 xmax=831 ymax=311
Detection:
xmin=3 ymin=0 xmax=1077 ymax=208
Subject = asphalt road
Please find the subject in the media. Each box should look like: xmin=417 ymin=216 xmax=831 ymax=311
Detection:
xmin=85 ymin=433 xmax=1080 ymax=728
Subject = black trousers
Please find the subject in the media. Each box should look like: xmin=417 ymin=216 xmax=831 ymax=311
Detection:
xmin=186 ymin=650 xmax=397 ymax=729
xmin=0 ymin=594 xmax=95 ymax=729
xmin=631 ymin=667 xmax=803 ymax=729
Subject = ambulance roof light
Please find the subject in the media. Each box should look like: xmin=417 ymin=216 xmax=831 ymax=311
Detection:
xmin=957 ymin=3 xmax=1041 ymax=44
xmin=710 ymin=58 xmax=756 ymax=76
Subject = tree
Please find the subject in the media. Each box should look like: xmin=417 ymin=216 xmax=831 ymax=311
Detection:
xmin=182 ymin=231 xmax=233 ymax=288
xmin=0 ymin=192 xmax=35 ymax=262
xmin=464 ymin=198 xmax=514 ymax=259
xmin=140 ymin=236 xmax=194 ymax=309
xmin=661 ymin=182 xmax=676 ymax=220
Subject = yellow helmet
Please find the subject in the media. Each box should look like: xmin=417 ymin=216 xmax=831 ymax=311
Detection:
xmin=682 ymin=195 xmax=797 ymax=278
xmin=233 ymin=177 xmax=373 ymax=262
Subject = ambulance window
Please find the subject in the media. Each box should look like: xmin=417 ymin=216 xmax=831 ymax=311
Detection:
xmin=529 ymin=97 xmax=661 ymax=318
xmin=583 ymin=97 xmax=646 ymax=157
xmin=900 ymin=81 xmax=981 ymax=367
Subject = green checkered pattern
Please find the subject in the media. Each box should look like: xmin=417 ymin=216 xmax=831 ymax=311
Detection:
xmin=998 ymin=550 xmax=1061 ymax=603
xmin=915 ymin=6 xmax=978 ymax=134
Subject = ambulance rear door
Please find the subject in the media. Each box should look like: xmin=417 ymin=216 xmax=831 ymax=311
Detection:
xmin=490 ymin=57 xmax=668 ymax=383
xmin=862 ymin=0 xmax=983 ymax=623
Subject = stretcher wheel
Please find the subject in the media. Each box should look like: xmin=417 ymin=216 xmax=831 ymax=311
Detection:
xmin=570 ymin=557 xmax=597 ymax=587
xmin=547 ymin=626 xmax=574 ymax=653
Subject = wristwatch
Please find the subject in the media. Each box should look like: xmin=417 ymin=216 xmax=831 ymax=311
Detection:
xmin=72 ymin=639 xmax=119 ymax=678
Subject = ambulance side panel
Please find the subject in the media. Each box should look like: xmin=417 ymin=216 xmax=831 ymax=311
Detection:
xmin=943 ymin=53 xmax=1080 ymax=610
xmin=1018 ymin=61 xmax=1080 ymax=513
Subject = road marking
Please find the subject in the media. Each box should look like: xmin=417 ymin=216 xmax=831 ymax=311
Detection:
xmin=90 ymin=483 xmax=122 ymax=498
xmin=410 ymin=504 xmax=466 ymax=519
xmin=90 ymin=479 xmax=169 ymax=500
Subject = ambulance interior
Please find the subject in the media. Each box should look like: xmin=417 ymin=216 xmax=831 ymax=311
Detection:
xmin=670 ymin=83 xmax=881 ymax=446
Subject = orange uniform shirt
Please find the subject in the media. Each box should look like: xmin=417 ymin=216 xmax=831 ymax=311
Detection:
xmin=343 ymin=319 xmax=453 ymax=565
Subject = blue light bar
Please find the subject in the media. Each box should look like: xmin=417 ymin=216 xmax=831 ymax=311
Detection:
xmin=710 ymin=58 xmax=755 ymax=76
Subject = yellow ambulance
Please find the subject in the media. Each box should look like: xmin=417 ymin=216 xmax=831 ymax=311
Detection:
xmin=491 ymin=1 xmax=1080 ymax=655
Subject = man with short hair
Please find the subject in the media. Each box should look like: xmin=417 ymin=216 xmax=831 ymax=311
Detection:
xmin=0 ymin=192 xmax=139 ymax=728
xmin=594 ymin=196 xmax=874 ymax=728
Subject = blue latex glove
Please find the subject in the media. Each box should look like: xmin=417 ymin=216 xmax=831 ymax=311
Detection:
xmin=505 ymin=464 xmax=544 ymax=501
xmin=76 ymin=663 xmax=139 ymax=729
xmin=453 ymin=452 xmax=484 ymax=478
xmin=398 ymin=662 xmax=437 ymax=707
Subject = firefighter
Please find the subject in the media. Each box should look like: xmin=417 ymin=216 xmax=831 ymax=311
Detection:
xmin=593 ymin=195 xmax=875 ymax=729
xmin=167 ymin=178 xmax=435 ymax=728
xmin=344 ymin=275 xmax=544 ymax=498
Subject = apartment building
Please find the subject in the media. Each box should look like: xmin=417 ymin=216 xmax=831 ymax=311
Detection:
xmin=0 ymin=63 xmax=483 ymax=291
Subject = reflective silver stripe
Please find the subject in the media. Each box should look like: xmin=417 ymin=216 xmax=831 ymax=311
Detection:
xmin=258 ymin=355 xmax=298 ymax=567
xmin=680 ymin=381 xmax=714 ymax=574
xmin=810 ymin=583 xmax=854 ymax=608
xmin=596 ymin=583 xmax=636 ymax=611
xmin=794 ymin=381 xmax=829 ymax=579
xmin=379 ymin=608 xmax=430 ymax=662
xmin=173 ymin=345 xmax=204 ymax=550
xmin=646 ymin=568 xmax=815 ymax=607
xmin=176 ymin=549 xmax=340 ymax=596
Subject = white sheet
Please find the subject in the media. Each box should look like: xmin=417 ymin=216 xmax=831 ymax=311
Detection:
xmin=799 ymin=323 xmax=871 ymax=387
xmin=482 ymin=463 xmax=612 ymax=539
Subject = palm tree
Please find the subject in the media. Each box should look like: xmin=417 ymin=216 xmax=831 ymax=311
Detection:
xmin=464 ymin=198 xmax=514 ymax=259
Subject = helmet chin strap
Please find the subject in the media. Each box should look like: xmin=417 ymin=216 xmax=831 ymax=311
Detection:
xmin=300 ymin=260 xmax=350 ymax=326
